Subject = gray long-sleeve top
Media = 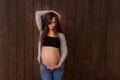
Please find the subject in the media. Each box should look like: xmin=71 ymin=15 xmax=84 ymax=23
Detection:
xmin=35 ymin=10 xmax=68 ymax=67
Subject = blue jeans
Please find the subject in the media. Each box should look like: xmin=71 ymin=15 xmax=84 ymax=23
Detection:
xmin=40 ymin=63 xmax=64 ymax=80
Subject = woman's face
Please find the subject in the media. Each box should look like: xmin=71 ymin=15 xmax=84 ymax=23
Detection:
xmin=48 ymin=17 xmax=56 ymax=30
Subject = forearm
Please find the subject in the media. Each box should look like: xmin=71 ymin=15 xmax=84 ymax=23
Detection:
xmin=58 ymin=33 xmax=68 ymax=67
xmin=58 ymin=51 xmax=68 ymax=67
xmin=35 ymin=10 xmax=53 ymax=32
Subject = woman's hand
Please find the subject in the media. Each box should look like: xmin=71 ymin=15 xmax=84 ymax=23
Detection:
xmin=53 ymin=11 xmax=61 ymax=20
xmin=46 ymin=64 xmax=60 ymax=70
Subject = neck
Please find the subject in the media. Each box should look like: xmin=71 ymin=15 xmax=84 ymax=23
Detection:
xmin=48 ymin=30 xmax=58 ymax=36
xmin=48 ymin=30 xmax=54 ymax=33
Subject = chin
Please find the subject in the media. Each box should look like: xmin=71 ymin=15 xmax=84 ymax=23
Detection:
xmin=50 ymin=28 xmax=54 ymax=30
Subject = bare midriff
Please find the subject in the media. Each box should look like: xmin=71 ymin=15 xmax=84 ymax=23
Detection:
xmin=41 ymin=46 xmax=60 ymax=67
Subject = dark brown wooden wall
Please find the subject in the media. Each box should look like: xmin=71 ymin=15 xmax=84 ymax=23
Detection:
xmin=0 ymin=0 xmax=120 ymax=80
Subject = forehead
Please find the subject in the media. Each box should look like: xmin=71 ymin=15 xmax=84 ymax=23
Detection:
xmin=51 ymin=17 xmax=56 ymax=21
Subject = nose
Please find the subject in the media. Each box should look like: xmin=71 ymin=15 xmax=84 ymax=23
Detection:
xmin=50 ymin=23 xmax=54 ymax=26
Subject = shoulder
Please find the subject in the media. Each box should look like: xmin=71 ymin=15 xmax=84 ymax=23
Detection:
xmin=58 ymin=32 xmax=66 ymax=40
xmin=58 ymin=32 xmax=65 ymax=37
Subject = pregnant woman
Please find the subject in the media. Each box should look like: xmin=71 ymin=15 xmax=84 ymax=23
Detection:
xmin=35 ymin=10 xmax=68 ymax=80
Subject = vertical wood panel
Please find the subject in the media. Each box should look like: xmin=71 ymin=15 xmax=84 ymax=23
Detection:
xmin=59 ymin=0 xmax=67 ymax=80
xmin=8 ymin=0 xmax=16 ymax=80
xmin=91 ymin=0 xmax=104 ymax=80
xmin=82 ymin=0 xmax=93 ymax=80
xmin=105 ymin=0 xmax=120 ymax=79
xmin=75 ymin=0 xmax=84 ymax=79
xmin=51 ymin=0 xmax=59 ymax=11
xmin=94 ymin=0 xmax=108 ymax=80
xmin=42 ymin=0 xmax=51 ymax=10
xmin=24 ymin=0 xmax=34 ymax=80
xmin=106 ymin=32 xmax=120 ymax=80
xmin=65 ymin=0 xmax=76 ymax=80
xmin=33 ymin=0 xmax=42 ymax=80
xmin=107 ymin=0 xmax=120 ymax=32
xmin=59 ymin=0 xmax=67 ymax=33
xmin=0 ymin=0 xmax=8 ymax=80
xmin=16 ymin=0 xmax=25 ymax=80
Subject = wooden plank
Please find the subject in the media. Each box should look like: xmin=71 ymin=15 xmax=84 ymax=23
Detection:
xmin=105 ymin=0 xmax=120 ymax=79
xmin=59 ymin=0 xmax=67 ymax=80
xmin=74 ymin=0 xmax=84 ymax=79
xmin=24 ymin=0 xmax=34 ymax=80
xmin=90 ymin=0 xmax=102 ymax=80
xmin=92 ymin=0 xmax=108 ymax=80
xmin=81 ymin=0 xmax=93 ymax=80
xmin=50 ymin=0 xmax=59 ymax=11
xmin=42 ymin=0 xmax=51 ymax=10
xmin=91 ymin=32 xmax=107 ymax=80
xmin=107 ymin=0 xmax=120 ymax=32
xmin=65 ymin=0 xmax=76 ymax=80
xmin=59 ymin=0 xmax=67 ymax=33
xmin=8 ymin=0 xmax=17 ymax=80
xmin=102 ymin=0 xmax=111 ymax=79
xmin=16 ymin=0 xmax=25 ymax=80
xmin=106 ymin=32 xmax=120 ymax=79
xmin=33 ymin=0 xmax=42 ymax=80
xmin=0 ymin=0 xmax=8 ymax=80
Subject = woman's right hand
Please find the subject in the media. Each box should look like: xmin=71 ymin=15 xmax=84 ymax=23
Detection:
xmin=53 ymin=11 xmax=61 ymax=20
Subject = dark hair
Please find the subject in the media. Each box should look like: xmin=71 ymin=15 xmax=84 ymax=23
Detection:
xmin=40 ymin=12 xmax=63 ymax=42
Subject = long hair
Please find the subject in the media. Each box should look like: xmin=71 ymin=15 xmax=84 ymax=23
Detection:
xmin=40 ymin=12 xmax=63 ymax=43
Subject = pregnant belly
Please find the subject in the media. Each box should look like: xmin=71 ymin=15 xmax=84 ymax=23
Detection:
xmin=41 ymin=46 xmax=60 ymax=67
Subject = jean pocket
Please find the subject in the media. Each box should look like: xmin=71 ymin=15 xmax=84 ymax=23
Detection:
xmin=59 ymin=64 xmax=64 ymax=70
xmin=40 ymin=63 xmax=46 ymax=70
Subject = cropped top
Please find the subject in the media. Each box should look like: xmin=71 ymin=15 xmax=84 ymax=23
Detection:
xmin=42 ymin=36 xmax=60 ymax=48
